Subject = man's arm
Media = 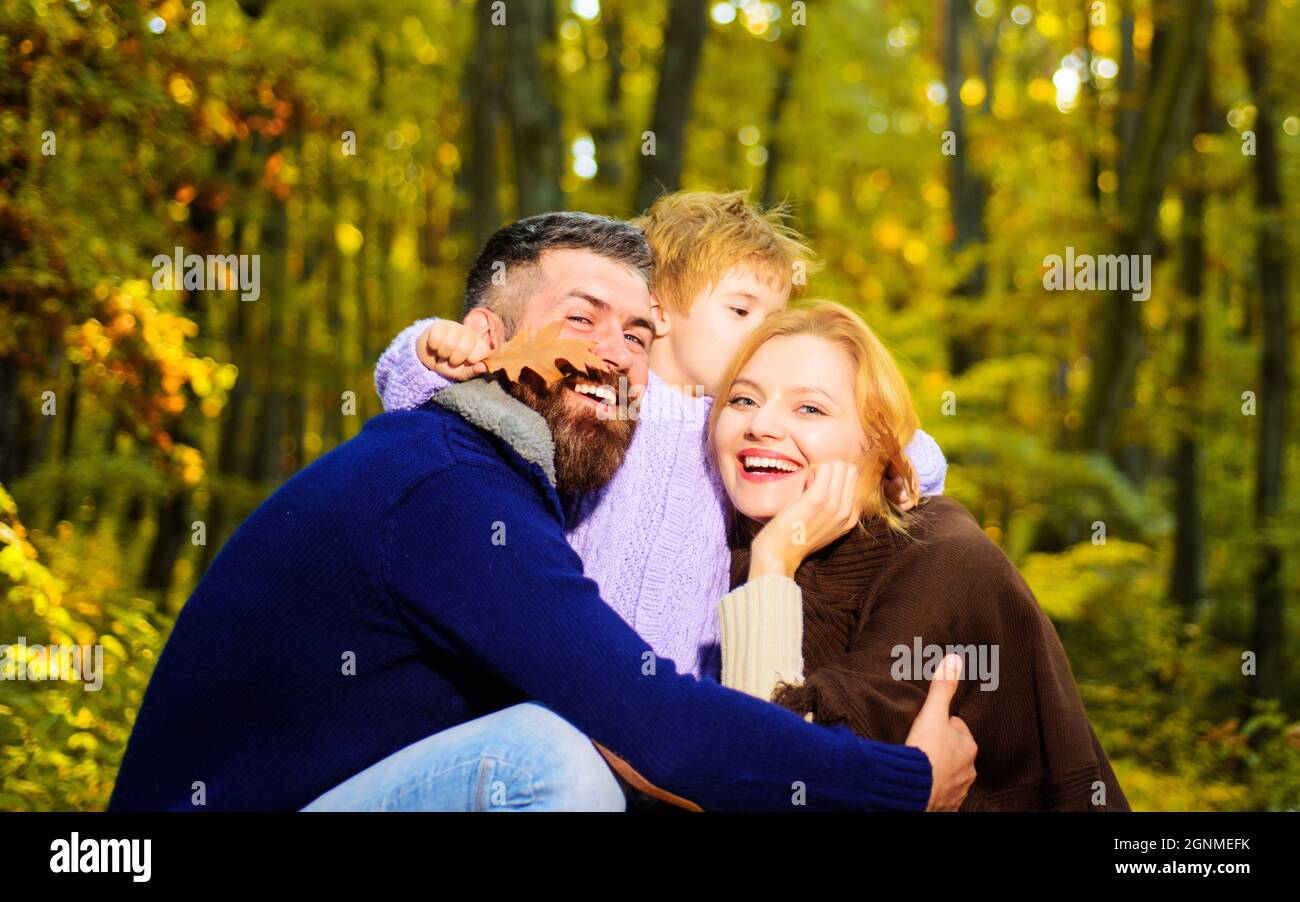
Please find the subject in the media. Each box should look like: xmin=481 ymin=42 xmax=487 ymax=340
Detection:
xmin=380 ymin=462 xmax=940 ymax=812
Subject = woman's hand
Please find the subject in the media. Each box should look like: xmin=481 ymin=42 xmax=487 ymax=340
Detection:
xmin=748 ymin=461 xmax=862 ymax=580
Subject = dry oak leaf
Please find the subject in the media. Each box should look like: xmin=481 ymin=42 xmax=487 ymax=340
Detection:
xmin=483 ymin=319 xmax=606 ymax=386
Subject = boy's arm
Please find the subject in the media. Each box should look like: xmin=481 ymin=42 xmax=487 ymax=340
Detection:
xmin=381 ymin=464 xmax=938 ymax=812
xmin=906 ymin=429 xmax=947 ymax=497
xmin=374 ymin=318 xmax=453 ymax=411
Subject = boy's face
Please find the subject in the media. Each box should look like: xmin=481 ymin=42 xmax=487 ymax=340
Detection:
xmin=653 ymin=265 xmax=790 ymax=397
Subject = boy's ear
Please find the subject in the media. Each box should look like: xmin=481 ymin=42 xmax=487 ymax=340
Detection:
xmin=463 ymin=307 xmax=504 ymax=350
xmin=650 ymin=298 xmax=672 ymax=339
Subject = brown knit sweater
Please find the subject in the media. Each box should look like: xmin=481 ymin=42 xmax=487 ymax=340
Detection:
xmin=728 ymin=495 xmax=1130 ymax=812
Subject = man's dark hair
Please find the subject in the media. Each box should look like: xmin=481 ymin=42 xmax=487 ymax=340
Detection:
xmin=461 ymin=212 xmax=654 ymax=326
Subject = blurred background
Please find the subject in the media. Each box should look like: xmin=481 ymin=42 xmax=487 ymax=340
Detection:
xmin=1 ymin=0 xmax=1297 ymax=811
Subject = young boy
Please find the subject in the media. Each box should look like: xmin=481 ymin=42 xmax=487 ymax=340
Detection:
xmin=374 ymin=191 xmax=946 ymax=680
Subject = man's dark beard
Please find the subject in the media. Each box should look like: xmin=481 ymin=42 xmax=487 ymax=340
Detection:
xmin=506 ymin=369 xmax=636 ymax=495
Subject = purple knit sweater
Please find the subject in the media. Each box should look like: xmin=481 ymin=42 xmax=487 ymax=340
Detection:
xmin=375 ymin=319 xmax=948 ymax=680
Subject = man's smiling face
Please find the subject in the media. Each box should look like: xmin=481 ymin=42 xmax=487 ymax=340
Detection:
xmin=506 ymin=247 xmax=655 ymax=495
xmin=514 ymin=246 xmax=655 ymax=406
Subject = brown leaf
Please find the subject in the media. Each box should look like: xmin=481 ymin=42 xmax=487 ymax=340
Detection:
xmin=483 ymin=319 xmax=606 ymax=386
xmin=592 ymin=741 xmax=703 ymax=812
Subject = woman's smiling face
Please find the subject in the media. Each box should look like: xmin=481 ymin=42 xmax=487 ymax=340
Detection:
xmin=713 ymin=333 xmax=869 ymax=521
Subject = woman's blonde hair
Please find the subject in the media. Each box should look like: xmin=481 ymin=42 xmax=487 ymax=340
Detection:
xmin=708 ymin=300 xmax=921 ymax=533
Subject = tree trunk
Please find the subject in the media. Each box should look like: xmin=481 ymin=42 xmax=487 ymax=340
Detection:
xmin=0 ymin=355 xmax=25 ymax=485
xmin=1243 ymin=0 xmax=1290 ymax=706
xmin=633 ymin=0 xmax=707 ymax=211
xmin=201 ymin=258 xmax=250 ymax=575
xmin=1114 ymin=11 xmax=1139 ymax=191
xmin=462 ymin=0 xmax=504 ymax=249
xmin=942 ymin=0 xmax=989 ymax=375
xmin=596 ymin=7 xmax=626 ymax=193
xmin=251 ymin=191 xmax=288 ymax=481
xmin=760 ymin=14 xmax=805 ymax=209
xmin=1077 ymin=0 xmax=1213 ymax=456
xmin=1168 ymin=78 xmax=1211 ymax=622
xmin=48 ymin=364 xmax=79 ymax=526
xmin=505 ymin=0 xmax=563 ymax=217
xmin=142 ymin=486 xmax=188 ymax=595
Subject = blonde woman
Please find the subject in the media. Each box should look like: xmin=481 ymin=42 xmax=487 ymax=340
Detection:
xmin=713 ymin=301 xmax=1129 ymax=811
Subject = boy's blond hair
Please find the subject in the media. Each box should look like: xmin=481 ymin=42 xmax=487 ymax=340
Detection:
xmin=632 ymin=190 xmax=819 ymax=316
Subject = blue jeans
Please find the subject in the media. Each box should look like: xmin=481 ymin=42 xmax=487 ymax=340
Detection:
xmin=300 ymin=702 xmax=627 ymax=811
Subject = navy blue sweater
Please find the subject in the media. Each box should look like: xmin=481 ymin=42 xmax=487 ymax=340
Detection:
xmin=108 ymin=385 xmax=933 ymax=811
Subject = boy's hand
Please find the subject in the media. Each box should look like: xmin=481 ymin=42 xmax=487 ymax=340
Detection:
xmin=748 ymin=461 xmax=862 ymax=580
xmin=416 ymin=320 xmax=492 ymax=382
xmin=884 ymin=463 xmax=916 ymax=511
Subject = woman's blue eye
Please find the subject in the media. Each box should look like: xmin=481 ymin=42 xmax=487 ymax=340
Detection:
xmin=798 ymin=404 xmax=824 ymax=415
xmin=728 ymin=396 xmax=755 ymax=407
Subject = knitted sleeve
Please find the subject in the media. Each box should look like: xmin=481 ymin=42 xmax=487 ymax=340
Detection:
xmin=905 ymin=428 xmax=947 ymax=497
xmin=374 ymin=317 xmax=453 ymax=411
xmin=717 ymin=574 xmax=805 ymax=703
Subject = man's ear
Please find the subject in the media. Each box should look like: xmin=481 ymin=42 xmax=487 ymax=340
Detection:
xmin=651 ymin=297 xmax=672 ymax=339
xmin=463 ymin=307 xmax=505 ymax=350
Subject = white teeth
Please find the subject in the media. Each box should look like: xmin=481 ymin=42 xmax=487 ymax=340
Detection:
xmin=742 ymin=455 xmax=801 ymax=472
xmin=575 ymin=382 xmax=616 ymax=405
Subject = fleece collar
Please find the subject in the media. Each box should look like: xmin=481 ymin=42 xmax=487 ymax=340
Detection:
xmin=431 ymin=377 xmax=557 ymax=487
